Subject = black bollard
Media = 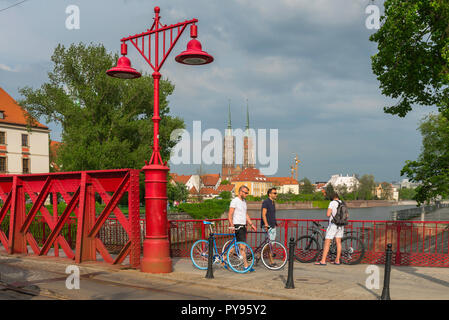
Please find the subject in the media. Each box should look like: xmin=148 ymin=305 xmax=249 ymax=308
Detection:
xmin=380 ymin=243 xmax=392 ymax=300
xmin=285 ymin=237 xmax=295 ymax=289
xmin=205 ymin=234 xmax=214 ymax=279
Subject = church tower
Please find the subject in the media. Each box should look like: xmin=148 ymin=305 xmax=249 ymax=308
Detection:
xmin=222 ymin=101 xmax=235 ymax=181
xmin=243 ymin=100 xmax=255 ymax=169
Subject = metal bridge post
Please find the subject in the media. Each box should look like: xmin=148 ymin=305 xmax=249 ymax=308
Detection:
xmin=75 ymin=173 xmax=96 ymax=263
xmin=9 ymin=176 xmax=27 ymax=254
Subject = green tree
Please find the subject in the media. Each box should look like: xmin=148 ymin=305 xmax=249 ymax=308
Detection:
xmin=399 ymin=187 xmax=417 ymax=200
xmin=370 ymin=0 xmax=449 ymax=118
xmin=299 ymin=177 xmax=315 ymax=194
xmin=220 ymin=180 xmax=230 ymax=185
xmin=324 ymin=184 xmax=335 ymax=200
xmin=357 ymin=174 xmax=376 ymax=200
xmin=401 ymin=113 xmax=449 ymax=204
xmin=167 ymin=182 xmax=189 ymax=205
xmin=219 ymin=191 xmax=232 ymax=199
xmin=18 ymin=43 xmax=184 ymax=171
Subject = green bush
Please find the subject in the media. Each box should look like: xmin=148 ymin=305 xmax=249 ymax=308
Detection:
xmin=178 ymin=199 xmax=231 ymax=219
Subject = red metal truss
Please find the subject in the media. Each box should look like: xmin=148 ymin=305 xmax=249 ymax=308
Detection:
xmin=0 ymin=169 xmax=141 ymax=268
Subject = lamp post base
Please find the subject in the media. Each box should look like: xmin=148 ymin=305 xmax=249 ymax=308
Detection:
xmin=141 ymin=238 xmax=172 ymax=273
xmin=141 ymin=160 xmax=172 ymax=274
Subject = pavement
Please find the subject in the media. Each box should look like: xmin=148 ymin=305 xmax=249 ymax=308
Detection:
xmin=0 ymin=253 xmax=449 ymax=300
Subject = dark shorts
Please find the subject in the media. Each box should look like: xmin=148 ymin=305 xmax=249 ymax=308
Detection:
xmin=234 ymin=224 xmax=247 ymax=242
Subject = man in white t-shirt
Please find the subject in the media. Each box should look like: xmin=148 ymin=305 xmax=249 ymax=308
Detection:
xmin=315 ymin=193 xmax=343 ymax=265
xmin=228 ymin=185 xmax=257 ymax=271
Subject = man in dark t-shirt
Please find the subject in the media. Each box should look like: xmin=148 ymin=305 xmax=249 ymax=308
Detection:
xmin=261 ymin=188 xmax=277 ymax=233
xmin=260 ymin=187 xmax=278 ymax=267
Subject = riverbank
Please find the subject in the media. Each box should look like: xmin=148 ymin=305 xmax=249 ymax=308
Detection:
xmin=246 ymin=200 xmax=417 ymax=210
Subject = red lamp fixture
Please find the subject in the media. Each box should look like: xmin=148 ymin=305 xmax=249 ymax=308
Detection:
xmin=175 ymin=25 xmax=214 ymax=65
xmin=106 ymin=43 xmax=141 ymax=79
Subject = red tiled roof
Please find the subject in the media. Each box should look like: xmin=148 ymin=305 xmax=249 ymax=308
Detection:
xmin=201 ymin=174 xmax=220 ymax=186
xmin=189 ymin=186 xmax=198 ymax=194
xmin=233 ymin=168 xmax=267 ymax=182
xmin=199 ymin=187 xmax=219 ymax=195
xmin=266 ymin=177 xmax=298 ymax=185
xmin=0 ymin=87 xmax=48 ymax=129
xmin=170 ymin=173 xmax=191 ymax=185
xmin=217 ymin=184 xmax=235 ymax=192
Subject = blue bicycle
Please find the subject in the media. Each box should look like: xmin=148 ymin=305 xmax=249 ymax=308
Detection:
xmin=190 ymin=221 xmax=255 ymax=273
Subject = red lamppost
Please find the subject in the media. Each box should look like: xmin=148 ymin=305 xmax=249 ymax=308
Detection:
xmin=107 ymin=6 xmax=213 ymax=273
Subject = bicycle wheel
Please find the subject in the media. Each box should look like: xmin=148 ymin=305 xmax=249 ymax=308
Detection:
xmin=340 ymin=236 xmax=365 ymax=265
xmin=295 ymin=236 xmax=321 ymax=263
xmin=226 ymin=241 xmax=254 ymax=273
xmin=261 ymin=241 xmax=287 ymax=270
xmin=191 ymin=240 xmax=211 ymax=270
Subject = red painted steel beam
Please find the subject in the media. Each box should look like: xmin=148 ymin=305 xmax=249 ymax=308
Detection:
xmin=95 ymin=238 xmax=114 ymax=264
xmin=88 ymin=172 xmax=130 ymax=238
xmin=120 ymin=19 xmax=197 ymax=42
xmin=20 ymin=177 xmax=54 ymax=233
xmin=9 ymin=176 xmax=27 ymax=254
xmin=113 ymin=240 xmax=131 ymax=265
xmin=0 ymin=192 xmax=11 ymax=224
xmin=39 ymin=186 xmax=80 ymax=256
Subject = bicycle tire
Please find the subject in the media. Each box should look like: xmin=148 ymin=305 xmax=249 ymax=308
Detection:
xmin=226 ymin=241 xmax=255 ymax=273
xmin=295 ymin=236 xmax=321 ymax=263
xmin=190 ymin=239 xmax=211 ymax=270
xmin=261 ymin=241 xmax=287 ymax=270
xmin=340 ymin=236 xmax=365 ymax=265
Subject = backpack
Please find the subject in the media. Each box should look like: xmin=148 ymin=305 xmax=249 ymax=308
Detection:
xmin=332 ymin=200 xmax=349 ymax=226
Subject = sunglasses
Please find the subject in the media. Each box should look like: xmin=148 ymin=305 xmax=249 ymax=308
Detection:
xmin=242 ymin=191 xmax=249 ymax=194
xmin=272 ymin=192 xmax=277 ymax=195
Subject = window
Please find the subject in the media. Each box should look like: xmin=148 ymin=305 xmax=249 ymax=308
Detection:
xmin=0 ymin=111 xmax=4 ymax=119
xmin=0 ymin=132 xmax=5 ymax=145
xmin=22 ymin=158 xmax=30 ymax=174
xmin=0 ymin=157 xmax=6 ymax=173
xmin=22 ymin=134 xmax=28 ymax=147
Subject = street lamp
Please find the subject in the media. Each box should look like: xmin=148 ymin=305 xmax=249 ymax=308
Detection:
xmin=107 ymin=6 xmax=213 ymax=273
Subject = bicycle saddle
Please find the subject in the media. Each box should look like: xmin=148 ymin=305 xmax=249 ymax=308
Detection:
xmin=202 ymin=221 xmax=215 ymax=225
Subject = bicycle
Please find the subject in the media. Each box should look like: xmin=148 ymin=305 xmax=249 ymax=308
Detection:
xmin=294 ymin=221 xmax=365 ymax=265
xmin=222 ymin=228 xmax=287 ymax=270
xmin=190 ymin=221 xmax=255 ymax=273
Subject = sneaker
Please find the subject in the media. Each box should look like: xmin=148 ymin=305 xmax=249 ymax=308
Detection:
xmin=248 ymin=267 xmax=255 ymax=273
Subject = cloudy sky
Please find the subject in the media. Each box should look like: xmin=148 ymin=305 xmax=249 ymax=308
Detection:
xmin=0 ymin=0 xmax=436 ymax=183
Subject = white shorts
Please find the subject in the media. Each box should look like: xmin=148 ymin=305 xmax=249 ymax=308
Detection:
xmin=325 ymin=224 xmax=344 ymax=239
xmin=268 ymin=227 xmax=276 ymax=241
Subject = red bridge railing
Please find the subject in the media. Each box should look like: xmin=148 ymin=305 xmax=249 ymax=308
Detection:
xmin=168 ymin=218 xmax=449 ymax=267
xmin=0 ymin=169 xmax=141 ymax=268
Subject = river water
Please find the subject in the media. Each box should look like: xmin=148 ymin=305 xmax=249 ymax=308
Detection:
xmin=248 ymin=205 xmax=449 ymax=222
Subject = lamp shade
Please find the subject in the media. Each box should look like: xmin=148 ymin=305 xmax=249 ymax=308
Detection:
xmin=106 ymin=56 xmax=141 ymax=79
xmin=175 ymin=39 xmax=214 ymax=65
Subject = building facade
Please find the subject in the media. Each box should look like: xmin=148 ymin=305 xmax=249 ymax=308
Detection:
xmin=0 ymin=88 xmax=50 ymax=174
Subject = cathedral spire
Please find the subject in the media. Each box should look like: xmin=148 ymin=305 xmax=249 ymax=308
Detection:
xmin=245 ymin=99 xmax=249 ymax=130
xmin=227 ymin=99 xmax=232 ymax=129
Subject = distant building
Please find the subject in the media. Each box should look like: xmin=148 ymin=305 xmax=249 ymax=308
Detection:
xmin=376 ymin=183 xmax=399 ymax=201
xmin=326 ymin=174 xmax=360 ymax=193
xmin=267 ymin=177 xmax=299 ymax=194
xmin=232 ymin=167 xmax=272 ymax=197
xmin=216 ymin=184 xmax=236 ymax=197
xmin=0 ymin=87 xmax=50 ymax=174
xmin=400 ymin=179 xmax=420 ymax=189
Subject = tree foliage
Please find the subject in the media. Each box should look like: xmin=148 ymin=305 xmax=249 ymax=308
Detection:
xmin=167 ymin=182 xmax=189 ymax=205
xmin=357 ymin=174 xmax=376 ymax=200
xmin=370 ymin=0 xmax=449 ymax=117
xmin=299 ymin=177 xmax=315 ymax=194
xmin=18 ymin=43 xmax=184 ymax=171
xmin=401 ymin=113 xmax=449 ymax=204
